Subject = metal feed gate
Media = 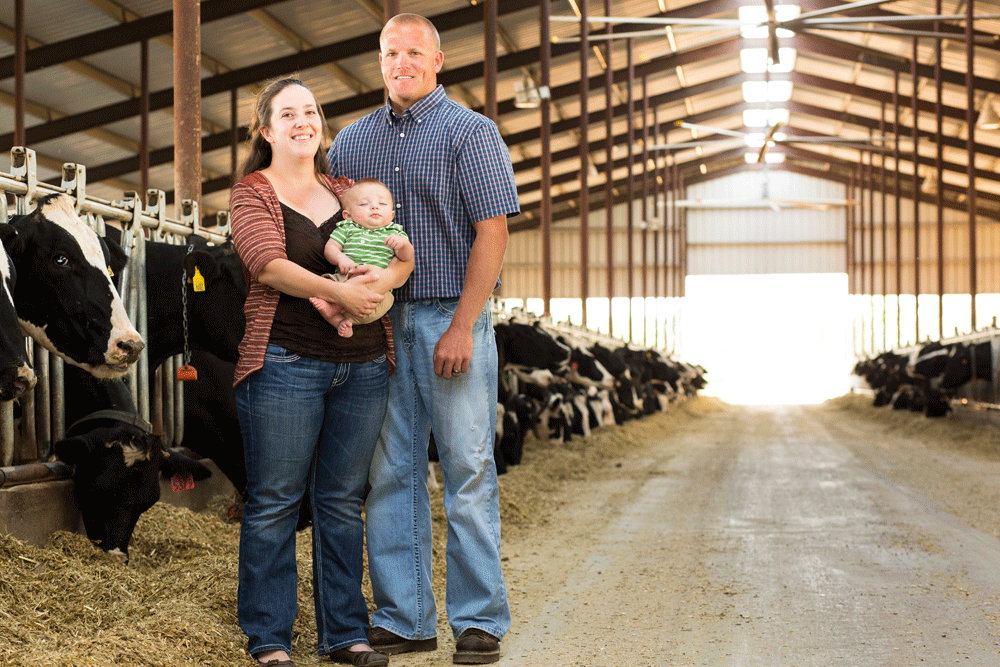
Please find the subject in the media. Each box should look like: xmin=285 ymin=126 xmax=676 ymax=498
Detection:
xmin=0 ymin=147 xmax=229 ymax=488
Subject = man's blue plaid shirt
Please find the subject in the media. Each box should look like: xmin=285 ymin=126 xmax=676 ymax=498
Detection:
xmin=327 ymin=85 xmax=520 ymax=301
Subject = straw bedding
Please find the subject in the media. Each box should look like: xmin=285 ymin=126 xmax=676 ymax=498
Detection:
xmin=0 ymin=397 xmax=720 ymax=667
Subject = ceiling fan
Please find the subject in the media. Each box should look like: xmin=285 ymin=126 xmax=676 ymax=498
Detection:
xmin=673 ymin=153 xmax=853 ymax=211
xmin=648 ymin=119 xmax=898 ymax=162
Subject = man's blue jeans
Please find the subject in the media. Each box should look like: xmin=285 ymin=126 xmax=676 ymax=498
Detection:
xmin=236 ymin=344 xmax=388 ymax=657
xmin=366 ymin=299 xmax=510 ymax=641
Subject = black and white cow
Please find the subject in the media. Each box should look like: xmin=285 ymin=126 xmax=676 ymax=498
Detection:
xmin=2 ymin=194 xmax=144 ymax=378
xmin=103 ymin=227 xmax=246 ymax=371
xmin=96 ymin=228 xmax=250 ymax=512
xmin=55 ymin=364 xmax=211 ymax=562
xmin=495 ymin=320 xmax=572 ymax=373
xmin=589 ymin=343 xmax=642 ymax=423
xmin=0 ymin=241 xmax=35 ymax=400
xmin=939 ymin=341 xmax=992 ymax=391
xmin=907 ymin=341 xmax=951 ymax=383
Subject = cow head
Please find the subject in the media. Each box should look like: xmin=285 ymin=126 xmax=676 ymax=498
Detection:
xmin=0 ymin=241 xmax=35 ymax=400
xmin=183 ymin=240 xmax=247 ymax=363
xmin=54 ymin=420 xmax=211 ymax=562
xmin=3 ymin=194 xmax=144 ymax=379
xmin=132 ymin=233 xmax=247 ymax=370
xmin=939 ymin=342 xmax=992 ymax=390
xmin=562 ymin=340 xmax=614 ymax=389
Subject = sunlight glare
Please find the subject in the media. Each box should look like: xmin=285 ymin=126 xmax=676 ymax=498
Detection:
xmin=683 ymin=274 xmax=851 ymax=405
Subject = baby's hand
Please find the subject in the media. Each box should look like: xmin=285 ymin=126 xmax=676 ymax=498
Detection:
xmin=385 ymin=235 xmax=414 ymax=260
xmin=338 ymin=258 xmax=357 ymax=275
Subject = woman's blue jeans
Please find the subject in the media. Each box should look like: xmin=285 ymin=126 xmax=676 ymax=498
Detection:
xmin=236 ymin=344 xmax=388 ymax=657
xmin=366 ymin=299 xmax=510 ymax=641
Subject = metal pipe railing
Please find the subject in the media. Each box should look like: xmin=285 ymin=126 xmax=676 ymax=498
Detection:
xmin=1 ymin=146 xmax=221 ymax=477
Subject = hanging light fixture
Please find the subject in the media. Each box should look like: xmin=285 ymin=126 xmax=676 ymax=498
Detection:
xmin=976 ymin=94 xmax=1000 ymax=131
xmin=513 ymin=76 xmax=542 ymax=109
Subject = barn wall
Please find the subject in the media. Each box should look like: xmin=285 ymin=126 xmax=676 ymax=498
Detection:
xmin=503 ymin=169 xmax=997 ymax=301
xmin=851 ymin=195 xmax=1000 ymax=295
xmin=685 ymin=171 xmax=847 ymax=276
xmin=502 ymin=194 xmax=670 ymax=301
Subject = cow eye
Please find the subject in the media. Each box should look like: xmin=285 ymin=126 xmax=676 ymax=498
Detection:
xmin=53 ymin=254 xmax=69 ymax=267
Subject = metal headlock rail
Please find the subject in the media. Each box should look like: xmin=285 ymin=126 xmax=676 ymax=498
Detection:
xmin=494 ymin=299 xmax=684 ymax=359
xmin=496 ymin=303 xmax=627 ymax=349
xmin=0 ymin=147 xmax=230 ymax=485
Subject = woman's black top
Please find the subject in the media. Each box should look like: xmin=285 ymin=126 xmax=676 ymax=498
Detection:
xmin=269 ymin=203 xmax=385 ymax=363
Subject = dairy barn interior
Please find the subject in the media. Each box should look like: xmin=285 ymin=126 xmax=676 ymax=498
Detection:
xmin=2 ymin=1 xmax=1000 ymax=665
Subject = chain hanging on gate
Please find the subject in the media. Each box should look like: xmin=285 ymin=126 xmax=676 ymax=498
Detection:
xmin=177 ymin=243 xmax=198 ymax=381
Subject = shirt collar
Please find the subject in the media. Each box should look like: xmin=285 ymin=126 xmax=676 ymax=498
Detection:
xmin=383 ymin=85 xmax=446 ymax=124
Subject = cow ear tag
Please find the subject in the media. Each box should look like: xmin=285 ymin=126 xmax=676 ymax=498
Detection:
xmin=176 ymin=365 xmax=198 ymax=381
xmin=190 ymin=266 xmax=206 ymax=292
xmin=171 ymin=472 xmax=195 ymax=492
xmin=107 ymin=265 xmax=114 ymax=277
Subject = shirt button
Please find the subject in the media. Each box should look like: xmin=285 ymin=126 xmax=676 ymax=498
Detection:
xmin=399 ymin=132 xmax=405 ymax=137
xmin=394 ymin=167 xmax=400 ymax=172
xmin=396 ymin=204 xmax=402 ymax=208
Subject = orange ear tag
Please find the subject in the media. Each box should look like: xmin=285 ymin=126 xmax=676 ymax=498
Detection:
xmin=176 ymin=365 xmax=199 ymax=381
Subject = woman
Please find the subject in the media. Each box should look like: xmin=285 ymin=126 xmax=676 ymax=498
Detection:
xmin=229 ymin=77 xmax=413 ymax=667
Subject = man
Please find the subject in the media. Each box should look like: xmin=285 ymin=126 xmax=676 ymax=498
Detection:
xmin=326 ymin=13 xmax=519 ymax=666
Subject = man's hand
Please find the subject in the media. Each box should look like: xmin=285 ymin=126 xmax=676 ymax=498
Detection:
xmin=434 ymin=326 xmax=473 ymax=379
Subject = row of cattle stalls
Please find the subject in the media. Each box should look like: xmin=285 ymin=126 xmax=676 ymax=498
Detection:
xmin=0 ymin=147 xmax=228 ymax=489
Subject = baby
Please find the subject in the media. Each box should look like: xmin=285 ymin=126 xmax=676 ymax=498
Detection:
xmin=310 ymin=178 xmax=413 ymax=337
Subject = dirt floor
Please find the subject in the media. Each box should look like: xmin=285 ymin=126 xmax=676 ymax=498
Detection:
xmin=5 ymin=394 xmax=1000 ymax=666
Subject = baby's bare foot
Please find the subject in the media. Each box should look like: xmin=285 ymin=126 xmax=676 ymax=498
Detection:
xmin=309 ymin=296 xmax=343 ymax=327
xmin=338 ymin=320 xmax=354 ymax=338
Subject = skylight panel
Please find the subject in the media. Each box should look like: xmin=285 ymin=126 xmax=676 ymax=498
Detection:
xmin=740 ymin=48 xmax=797 ymax=73
xmin=744 ymin=108 xmax=790 ymax=127
xmin=742 ymin=81 xmax=793 ymax=103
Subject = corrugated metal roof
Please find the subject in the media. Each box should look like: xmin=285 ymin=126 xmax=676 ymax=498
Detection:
xmin=0 ymin=0 xmax=997 ymax=223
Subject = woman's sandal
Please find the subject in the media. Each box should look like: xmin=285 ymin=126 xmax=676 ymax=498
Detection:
xmin=328 ymin=648 xmax=389 ymax=666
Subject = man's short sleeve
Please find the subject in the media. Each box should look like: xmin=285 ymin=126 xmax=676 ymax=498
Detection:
xmin=456 ymin=122 xmax=520 ymax=224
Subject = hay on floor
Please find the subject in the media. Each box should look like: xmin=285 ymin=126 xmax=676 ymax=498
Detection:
xmin=0 ymin=398 xmax=717 ymax=667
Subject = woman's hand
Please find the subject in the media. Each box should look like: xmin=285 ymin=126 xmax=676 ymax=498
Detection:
xmin=335 ymin=272 xmax=384 ymax=317
xmin=347 ymin=264 xmax=379 ymax=279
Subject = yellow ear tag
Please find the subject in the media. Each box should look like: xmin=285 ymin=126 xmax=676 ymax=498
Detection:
xmin=107 ymin=265 xmax=114 ymax=277
xmin=192 ymin=266 xmax=206 ymax=292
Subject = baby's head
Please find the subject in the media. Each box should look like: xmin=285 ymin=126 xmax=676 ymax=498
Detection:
xmin=341 ymin=179 xmax=395 ymax=230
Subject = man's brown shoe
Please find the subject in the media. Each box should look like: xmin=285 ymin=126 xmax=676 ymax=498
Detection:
xmin=368 ymin=627 xmax=437 ymax=655
xmin=453 ymin=628 xmax=499 ymax=664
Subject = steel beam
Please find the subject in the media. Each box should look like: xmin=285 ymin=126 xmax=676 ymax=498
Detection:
xmin=539 ymin=0 xmax=552 ymax=317
xmin=0 ymin=0 xmax=285 ymax=80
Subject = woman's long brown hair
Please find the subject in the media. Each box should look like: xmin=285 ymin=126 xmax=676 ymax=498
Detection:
xmin=238 ymin=77 xmax=331 ymax=184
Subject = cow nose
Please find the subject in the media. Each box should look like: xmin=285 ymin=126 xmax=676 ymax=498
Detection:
xmin=117 ymin=338 xmax=146 ymax=362
xmin=13 ymin=375 xmax=33 ymax=395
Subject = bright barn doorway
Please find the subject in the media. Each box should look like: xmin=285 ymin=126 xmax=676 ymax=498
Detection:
xmin=683 ymin=273 xmax=852 ymax=405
